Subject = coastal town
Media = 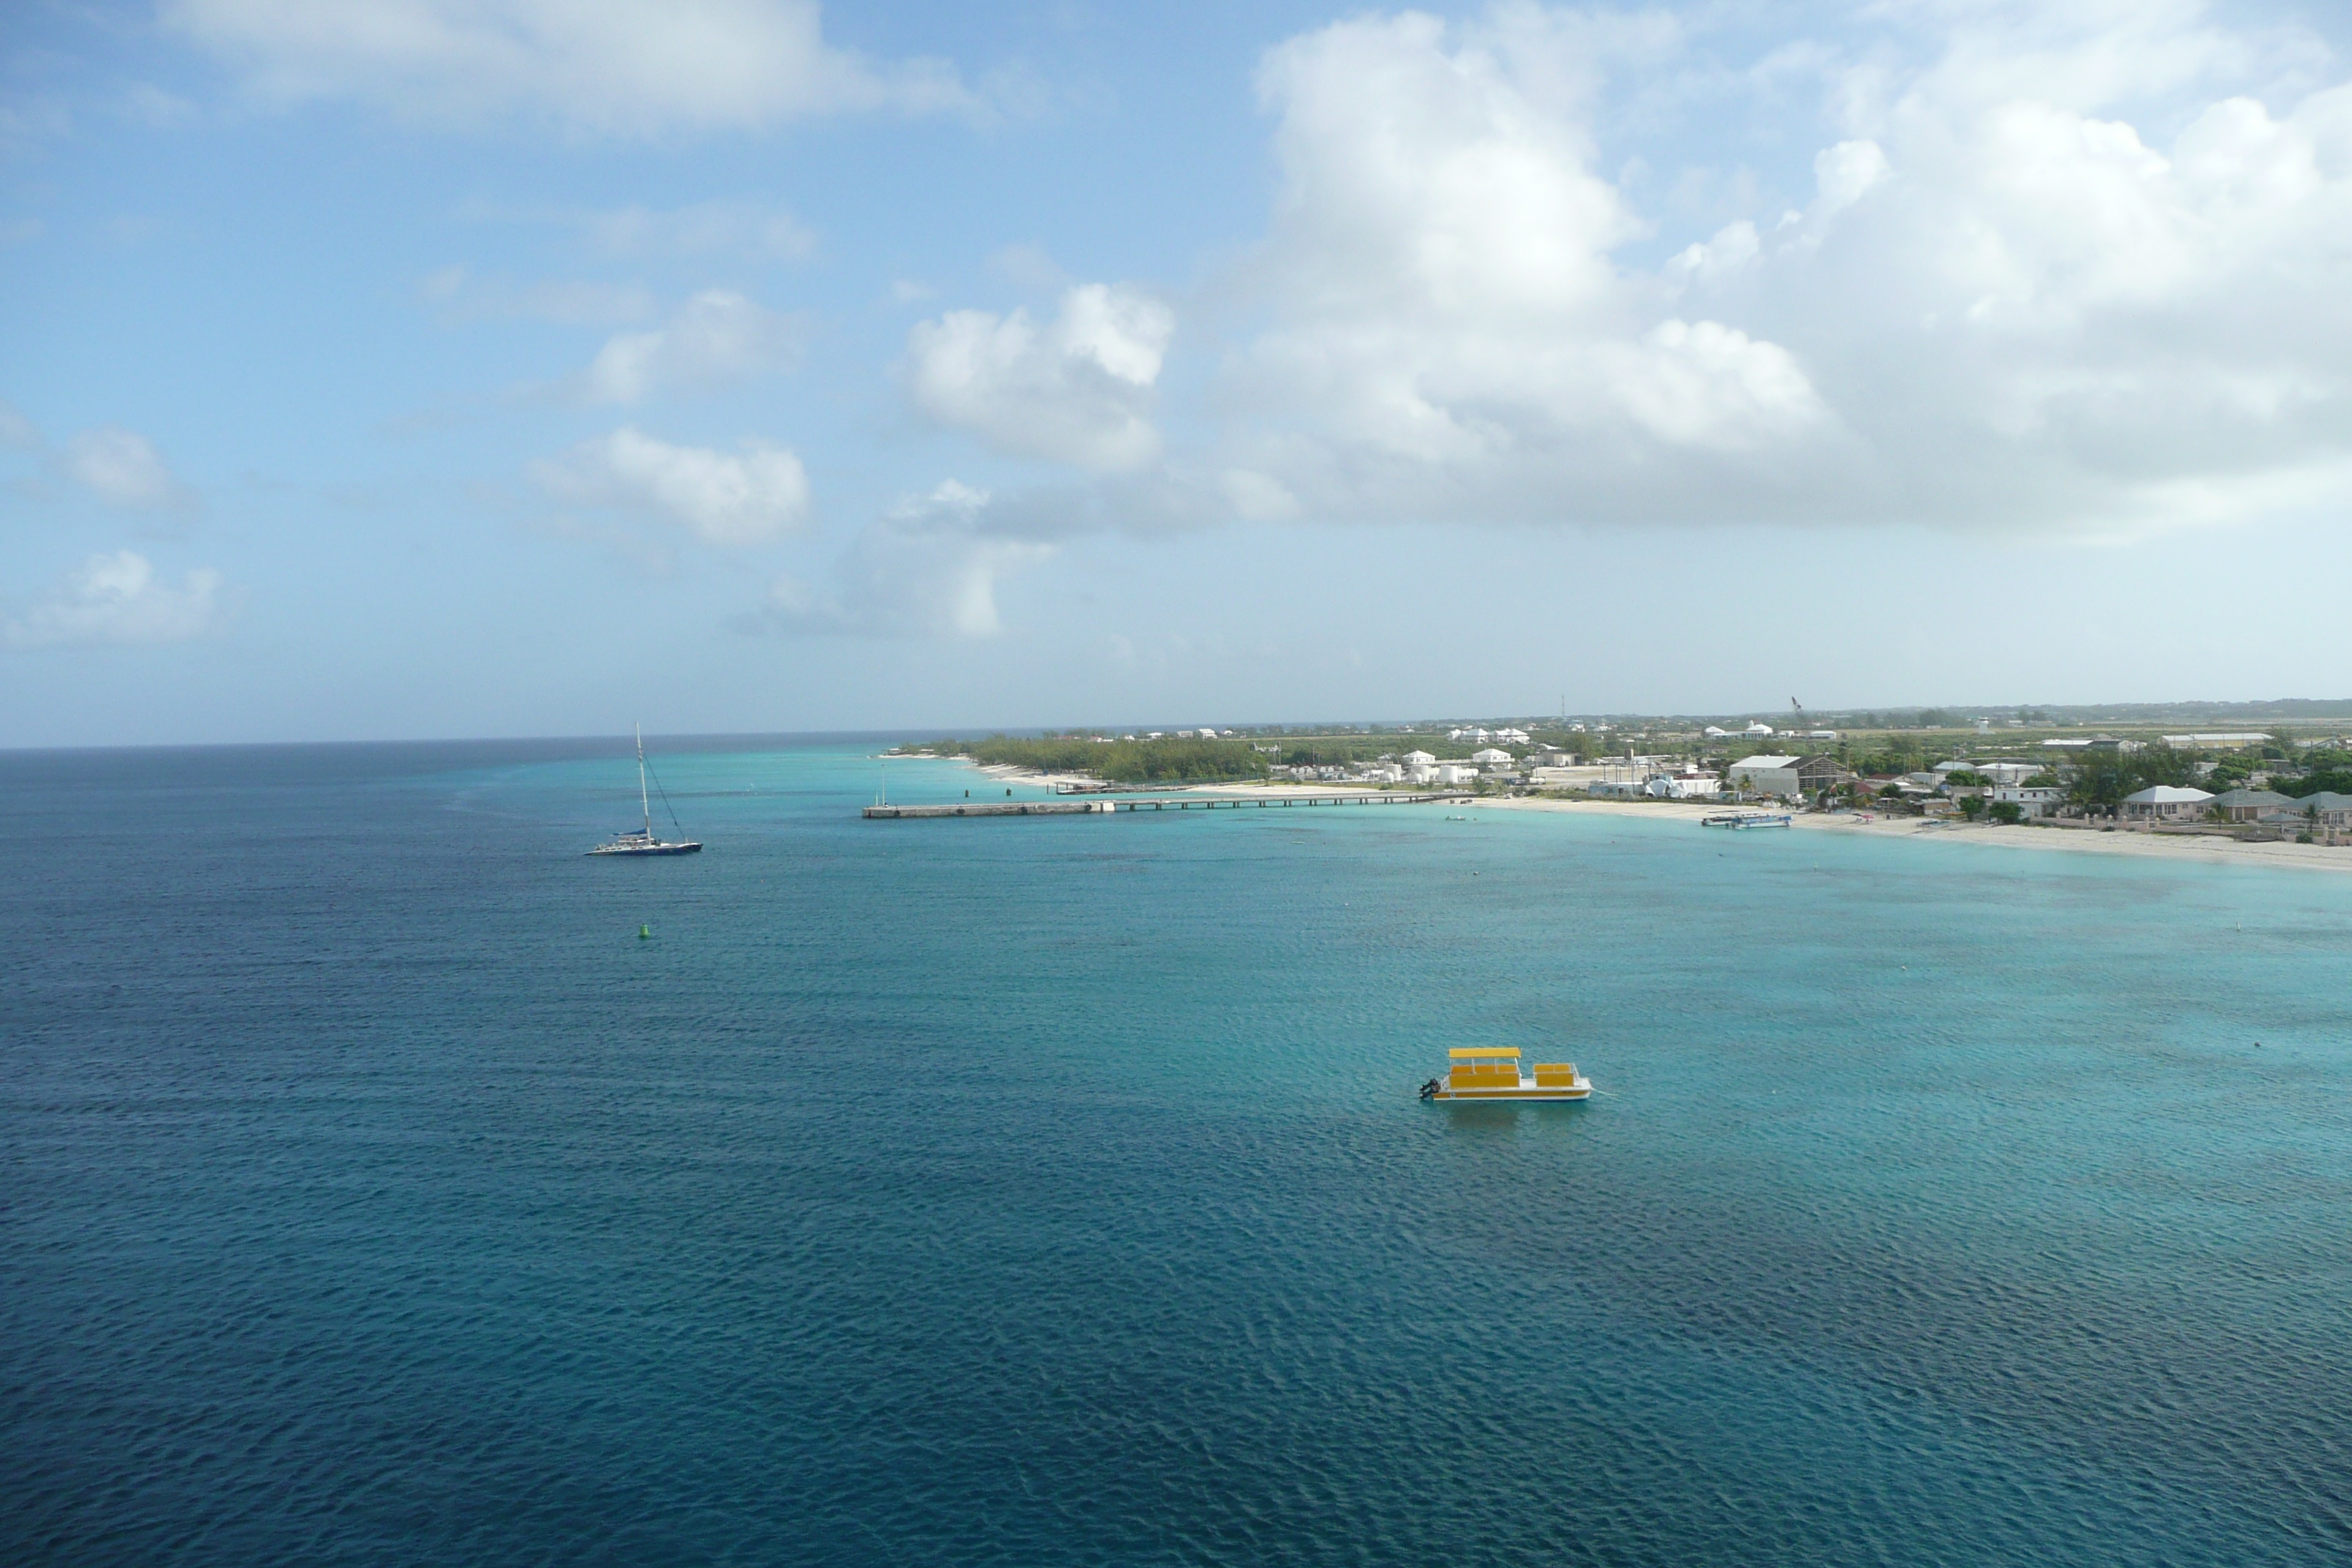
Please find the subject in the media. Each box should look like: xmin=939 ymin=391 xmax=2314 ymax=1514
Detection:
xmin=897 ymin=704 xmax=2352 ymax=854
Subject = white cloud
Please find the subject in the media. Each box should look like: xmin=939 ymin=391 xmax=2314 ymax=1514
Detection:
xmin=574 ymin=290 xmax=798 ymax=404
xmin=1217 ymin=12 xmax=1836 ymax=525
xmin=1177 ymin=5 xmax=2352 ymax=538
xmin=65 ymin=427 xmax=184 ymax=508
xmin=162 ymin=0 xmax=974 ymax=135
xmin=4 ymin=551 xmax=224 ymax=649
xmin=577 ymin=200 xmax=816 ymax=260
xmin=0 ymin=398 xmax=39 ymax=451
xmin=903 ymin=283 xmax=1175 ymax=470
xmin=753 ymin=481 xmax=1053 ymax=638
xmin=456 ymin=197 xmax=818 ymax=261
xmin=418 ymin=264 xmax=654 ymax=325
xmin=532 ymin=427 xmax=809 ymax=545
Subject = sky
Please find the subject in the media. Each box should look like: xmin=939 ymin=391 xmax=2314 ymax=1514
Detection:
xmin=4 ymin=0 xmax=2351 ymax=747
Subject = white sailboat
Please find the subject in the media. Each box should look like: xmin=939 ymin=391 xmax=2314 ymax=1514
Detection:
xmin=589 ymin=725 xmax=701 ymax=856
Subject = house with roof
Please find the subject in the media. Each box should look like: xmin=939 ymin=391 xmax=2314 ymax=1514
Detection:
xmin=2210 ymin=787 xmax=2293 ymax=823
xmin=1991 ymin=784 xmax=2065 ymax=818
xmin=1793 ymin=755 xmax=1856 ymax=794
xmin=1469 ymin=747 xmax=1513 ymax=766
xmin=2258 ymin=792 xmax=2352 ymax=840
xmin=2119 ymin=785 xmax=2212 ymax=822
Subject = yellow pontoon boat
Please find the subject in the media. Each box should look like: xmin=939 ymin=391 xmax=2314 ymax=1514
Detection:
xmin=1419 ymin=1047 xmax=1590 ymax=1102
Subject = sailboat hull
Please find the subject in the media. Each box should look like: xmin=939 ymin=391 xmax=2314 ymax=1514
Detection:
xmin=588 ymin=840 xmax=701 ymax=856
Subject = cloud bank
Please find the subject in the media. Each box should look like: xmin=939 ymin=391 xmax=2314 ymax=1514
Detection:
xmin=899 ymin=5 xmax=2352 ymax=544
xmin=5 ymin=551 xmax=224 ymax=649
xmin=162 ymin=0 xmax=974 ymax=135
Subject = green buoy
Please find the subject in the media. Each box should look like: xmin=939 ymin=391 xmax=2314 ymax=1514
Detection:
xmin=638 ymin=924 xmax=652 ymax=940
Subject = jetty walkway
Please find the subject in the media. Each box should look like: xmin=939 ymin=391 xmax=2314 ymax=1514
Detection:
xmin=863 ymin=791 xmax=1471 ymax=820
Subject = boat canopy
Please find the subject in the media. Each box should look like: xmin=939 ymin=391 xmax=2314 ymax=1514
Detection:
xmin=1449 ymin=1047 xmax=1521 ymax=1059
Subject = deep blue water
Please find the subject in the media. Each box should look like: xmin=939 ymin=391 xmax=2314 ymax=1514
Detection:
xmin=6 ymin=738 xmax=2352 ymax=1566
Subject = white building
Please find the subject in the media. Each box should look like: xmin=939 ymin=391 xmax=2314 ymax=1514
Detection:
xmin=1434 ymin=764 xmax=1478 ymax=785
xmin=1470 ymin=747 xmax=1513 ymax=765
xmin=1991 ymin=785 xmax=2065 ymax=818
xmin=1495 ymin=728 xmax=1531 ymax=745
xmin=1644 ymin=769 xmax=1722 ymax=799
xmin=1744 ymin=722 xmax=1776 ymax=736
xmin=1402 ymin=750 xmax=1436 ymax=766
xmin=1703 ymin=725 xmax=1730 ymax=738
xmin=1727 ymin=755 xmax=1803 ymax=797
xmin=2119 ymin=785 xmax=2213 ymax=822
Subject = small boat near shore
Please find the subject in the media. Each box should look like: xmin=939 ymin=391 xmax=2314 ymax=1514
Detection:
xmin=1703 ymin=811 xmax=1793 ymax=829
xmin=589 ymin=726 xmax=701 ymax=856
xmin=1419 ymin=1047 xmax=1590 ymax=1102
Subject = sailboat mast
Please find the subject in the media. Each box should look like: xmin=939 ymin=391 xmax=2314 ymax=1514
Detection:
xmin=636 ymin=724 xmax=652 ymax=840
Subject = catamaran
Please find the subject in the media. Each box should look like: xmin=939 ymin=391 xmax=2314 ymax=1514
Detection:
xmin=589 ymin=726 xmax=701 ymax=856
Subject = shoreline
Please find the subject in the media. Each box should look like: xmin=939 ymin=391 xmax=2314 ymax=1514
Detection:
xmin=930 ymin=756 xmax=2352 ymax=876
xmin=1483 ymin=796 xmax=2352 ymax=875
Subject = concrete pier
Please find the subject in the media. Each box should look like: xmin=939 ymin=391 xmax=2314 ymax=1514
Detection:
xmin=862 ymin=791 xmax=1472 ymax=819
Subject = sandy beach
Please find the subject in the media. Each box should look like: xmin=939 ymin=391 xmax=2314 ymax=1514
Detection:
xmin=1484 ymin=795 xmax=2352 ymax=875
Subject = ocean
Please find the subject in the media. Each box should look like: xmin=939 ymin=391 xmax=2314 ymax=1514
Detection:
xmin=6 ymin=737 xmax=2351 ymax=1566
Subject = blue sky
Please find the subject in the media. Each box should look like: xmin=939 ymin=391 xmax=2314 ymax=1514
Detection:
xmin=5 ymin=0 xmax=2351 ymax=746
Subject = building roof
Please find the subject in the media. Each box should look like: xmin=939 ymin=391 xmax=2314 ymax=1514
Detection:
xmin=1732 ymin=755 xmax=1800 ymax=769
xmin=2211 ymin=788 xmax=2293 ymax=807
xmin=2121 ymin=785 xmax=2213 ymax=804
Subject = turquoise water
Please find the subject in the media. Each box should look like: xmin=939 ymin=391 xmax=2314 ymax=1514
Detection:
xmin=6 ymin=739 xmax=2352 ymax=1565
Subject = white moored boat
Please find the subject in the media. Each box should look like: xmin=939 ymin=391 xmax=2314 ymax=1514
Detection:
xmin=1419 ymin=1047 xmax=1590 ymax=1102
xmin=1702 ymin=811 xmax=1792 ymax=829
xmin=589 ymin=726 xmax=701 ymax=856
